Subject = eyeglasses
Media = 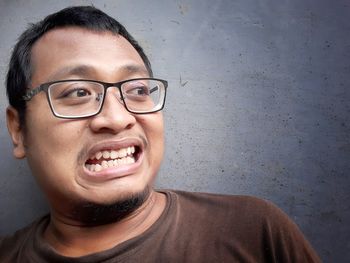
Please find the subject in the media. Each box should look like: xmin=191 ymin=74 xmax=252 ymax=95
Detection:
xmin=23 ymin=78 xmax=168 ymax=119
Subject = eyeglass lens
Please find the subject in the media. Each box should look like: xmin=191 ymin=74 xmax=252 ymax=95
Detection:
xmin=48 ymin=79 xmax=165 ymax=118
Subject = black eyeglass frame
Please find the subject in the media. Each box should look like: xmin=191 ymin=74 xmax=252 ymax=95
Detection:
xmin=23 ymin=78 xmax=168 ymax=119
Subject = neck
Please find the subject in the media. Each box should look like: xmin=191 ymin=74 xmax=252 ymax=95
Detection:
xmin=44 ymin=190 xmax=166 ymax=257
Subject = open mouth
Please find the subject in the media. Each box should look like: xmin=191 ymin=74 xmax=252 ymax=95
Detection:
xmin=85 ymin=146 xmax=140 ymax=172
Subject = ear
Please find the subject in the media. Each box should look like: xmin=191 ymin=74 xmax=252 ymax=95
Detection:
xmin=6 ymin=106 xmax=26 ymax=159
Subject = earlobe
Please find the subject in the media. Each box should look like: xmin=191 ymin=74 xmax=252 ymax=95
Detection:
xmin=6 ymin=106 xmax=26 ymax=159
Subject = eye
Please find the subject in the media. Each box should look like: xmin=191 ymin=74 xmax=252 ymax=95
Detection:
xmin=126 ymin=86 xmax=150 ymax=96
xmin=49 ymin=81 xmax=103 ymax=104
xmin=61 ymin=87 xmax=92 ymax=98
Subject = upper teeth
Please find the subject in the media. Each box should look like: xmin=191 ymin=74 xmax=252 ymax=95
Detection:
xmin=93 ymin=146 xmax=135 ymax=160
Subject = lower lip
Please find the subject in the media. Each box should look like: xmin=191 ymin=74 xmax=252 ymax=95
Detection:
xmin=81 ymin=152 xmax=144 ymax=182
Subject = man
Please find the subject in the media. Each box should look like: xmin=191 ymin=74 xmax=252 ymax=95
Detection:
xmin=1 ymin=6 xmax=320 ymax=262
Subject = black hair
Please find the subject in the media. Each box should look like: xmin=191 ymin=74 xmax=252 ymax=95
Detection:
xmin=6 ymin=5 xmax=153 ymax=125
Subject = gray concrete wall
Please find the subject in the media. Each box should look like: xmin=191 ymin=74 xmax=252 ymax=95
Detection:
xmin=0 ymin=0 xmax=349 ymax=262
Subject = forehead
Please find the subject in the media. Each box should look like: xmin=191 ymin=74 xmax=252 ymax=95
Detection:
xmin=30 ymin=27 xmax=147 ymax=84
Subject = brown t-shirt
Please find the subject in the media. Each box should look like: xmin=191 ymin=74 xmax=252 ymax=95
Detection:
xmin=0 ymin=190 xmax=321 ymax=262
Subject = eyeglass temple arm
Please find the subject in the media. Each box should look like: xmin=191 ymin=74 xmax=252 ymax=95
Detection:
xmin=150 ymin=86 xmax=159 ymax=93
xmin=23 ymin=86 xmax=44 ymax=101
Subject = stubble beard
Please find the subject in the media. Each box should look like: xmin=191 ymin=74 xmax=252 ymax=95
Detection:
xmin=67 ymin=186 xmax=151 ymax=226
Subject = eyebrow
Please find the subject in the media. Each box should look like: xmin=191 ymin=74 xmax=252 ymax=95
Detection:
xmin=123 ymin=64 xmax=149 ymax=75
xmin=47 ymin=64 xmax=149 ymax=81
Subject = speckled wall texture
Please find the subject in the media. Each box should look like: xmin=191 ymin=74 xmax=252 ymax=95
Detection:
xmin=0 ymin=0 xmax=349 ymax=262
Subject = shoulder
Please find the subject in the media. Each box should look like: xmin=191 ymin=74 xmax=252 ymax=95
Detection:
xmin=163 ymin=190 xmax=321 ymax=262
xmin=163 ymin=189 xmax=296 ymax=237
xmin=168 ymin=189 xmax=273 ymax=206
xmin=169 ymin=190 xmax=306 ymax=234
xmin=168 ymin=189 xmax=284 ymax=220
xmin=0 ymin=215 xmax=49 ymax=261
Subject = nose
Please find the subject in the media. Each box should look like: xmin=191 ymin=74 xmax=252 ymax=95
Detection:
xmin=89 ymin=88 xmax=136 ymax=134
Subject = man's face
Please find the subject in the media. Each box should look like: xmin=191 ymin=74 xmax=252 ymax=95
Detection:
xmin=13 ymin=27 xmax=164 ymax=212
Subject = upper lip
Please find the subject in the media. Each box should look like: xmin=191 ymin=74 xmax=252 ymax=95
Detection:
xmin=84 ymin=137 xmax=144 ymax=162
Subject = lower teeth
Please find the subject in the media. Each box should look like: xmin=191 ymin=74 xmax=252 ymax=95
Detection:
xmin=86 ymin=156 xmax=135 ymax=172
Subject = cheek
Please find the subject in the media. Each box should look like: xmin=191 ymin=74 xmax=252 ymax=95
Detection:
xmin=139 ymin=113 xmax=164 ymax=140
xmin=27 ymin=122 xmax=82 ymax=155
xmin=24 ymin=113 xmax=86 ymax=176
xmin=137 ymin=113 xmax=164 ymax=159
xmin=24 ymin=121 xmax=87 ymax=200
